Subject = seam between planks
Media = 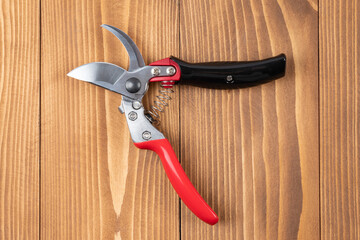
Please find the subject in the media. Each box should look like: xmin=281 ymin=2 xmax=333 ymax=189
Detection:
xmin=318 ymin=0 xmax=321 ymax=239
xmin=178 ymin=0 xmax=182 ymax=239
xmin=39 ymin=0 xmax=41 ymax=239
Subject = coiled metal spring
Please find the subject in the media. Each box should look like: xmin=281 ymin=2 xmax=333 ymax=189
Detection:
xmin=145 ymin=86 xmax=174 ymax=125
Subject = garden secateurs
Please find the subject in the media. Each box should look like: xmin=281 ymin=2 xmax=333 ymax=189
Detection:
xmin=68 ymin=24 xmax=286 ymax=225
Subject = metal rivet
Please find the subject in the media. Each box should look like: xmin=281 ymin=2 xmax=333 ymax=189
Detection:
xmin=128 ymin=111 xmax=138 ymax=121
xmin=142 ymin=131 xmax=152 ymax=140
xmin=132 ymin=101 xmax=142 ymax=110
xmin=226 ymin=75 xmax=233 ymax=83
xmin=151 ymin=67 xmax=161 ymax=76
xmin=166 ymin=67 xmax=176 ymax=75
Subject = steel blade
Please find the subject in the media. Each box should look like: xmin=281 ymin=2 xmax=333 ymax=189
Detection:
xmin=101 ymin=24 xmax=145 ymax=71
xmin=67 ymin=62 xmax=126 ymax=92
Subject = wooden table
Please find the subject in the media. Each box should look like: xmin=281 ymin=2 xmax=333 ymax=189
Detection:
xmin=0 ymin=0 xmax=358 ymax=239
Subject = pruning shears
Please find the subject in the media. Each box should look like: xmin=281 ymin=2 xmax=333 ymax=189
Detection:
xmin=68 ymin=24 xmax=286 ymax=225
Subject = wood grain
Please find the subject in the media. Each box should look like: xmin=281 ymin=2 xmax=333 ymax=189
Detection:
xmin=0 ymin=0 xmax=40 ymax=239
xmin=179 ymin=0 xmax=319 ymax=239
xmin=320 ymin=0 xmax=360 ymax=239
xmin=2 ymin=0 xmax=359 ymax=238
xmin=41 ymin=0 xmax=179 ymax=239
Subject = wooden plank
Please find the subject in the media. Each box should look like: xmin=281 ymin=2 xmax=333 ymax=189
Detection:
xmin=179 ymin=0 xmax=319 ymax=239
xmin=320 ymin=0 xmax=360 ymax=239
xmin=0 ymin=0 xmax=40 ymax=239
xmin=41 ymin=0 xmax=179 ymax=239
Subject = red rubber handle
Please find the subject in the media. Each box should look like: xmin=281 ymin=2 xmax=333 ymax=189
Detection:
xmin=134 ymin=139 xmax=219 ymax=225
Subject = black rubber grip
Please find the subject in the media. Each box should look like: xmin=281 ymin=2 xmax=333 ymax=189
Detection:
xmin=170 ymin=54 xmax=286 ymax=89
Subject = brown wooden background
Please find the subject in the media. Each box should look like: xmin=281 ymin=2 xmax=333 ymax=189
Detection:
xmin=0 ymin=0 xmax=358 ymax=239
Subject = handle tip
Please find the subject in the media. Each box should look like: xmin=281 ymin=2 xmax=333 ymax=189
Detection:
xmin=207 ymin=214 xmax=219 ymax=225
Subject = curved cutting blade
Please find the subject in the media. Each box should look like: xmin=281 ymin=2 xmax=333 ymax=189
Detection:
xmin=101 ymin=24 xmax=145 ymax=72
xmin=67 ymin=62 xmax=126 ymax=93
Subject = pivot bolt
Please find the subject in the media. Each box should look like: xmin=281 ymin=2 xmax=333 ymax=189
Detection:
xmin=128 ymin=111 xmax=138 ymax=121
xmin=166 ymin=67 xmax=176 ymax=75
xmin=132 ymin=101 xmax=142 ymax=110
xmin=226 ymin=75 xmax=233 ymax=83
xmin=151 ymin=67 xmax=161 ymax=76
xmin=125 ymin=78 xmax=141 ymax=93
xmin=142 ymin=131 xmax=152 ymax=140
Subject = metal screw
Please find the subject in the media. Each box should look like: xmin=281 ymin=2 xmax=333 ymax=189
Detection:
xmin=226 ymin=75 xmax=233 ymax=83
xmin=142 ymin=131 xmax=152 ymax=140
xmin=128 ymin=111 xmax=138 ymax=121
xmin=132 ymin=101 xmax=142 ymax=110
xmin=166 ymin=67 xmax=176 ymax=75
xmin=151 ymin=67 xmax=161 ymax=76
